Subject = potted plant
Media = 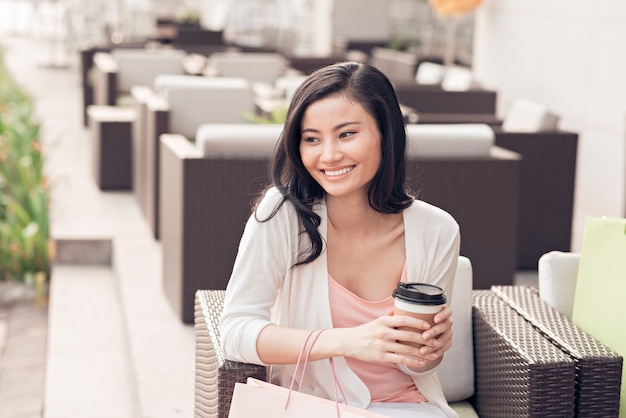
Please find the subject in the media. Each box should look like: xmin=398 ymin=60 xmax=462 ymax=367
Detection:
xmin=0 ymin=49 xmax=51 ymax=309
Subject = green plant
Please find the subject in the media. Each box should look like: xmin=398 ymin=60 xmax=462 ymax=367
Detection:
xmin=242 ymin=106 xmax=288 ymax=125
xmin=176 ymin=6 xmax=202 ymax=25
xmin=0 ymin=48 xmax=50 ymax=285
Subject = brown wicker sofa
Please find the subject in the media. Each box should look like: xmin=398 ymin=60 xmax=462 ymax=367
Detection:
xmin=406 ymin=123 xmax=578 ymax=271
xmin=194 ymin=280 xmax=621 ymax=417
xmin=139 ymin=75 xmax=256 ymax=239
xmin=404 ymin=124 xmax=521 ymax=290
xmin=160 ymin=123 xmax=521 ymax=323
xmin=91 ymin=48 xmax=188 ymax=108
xmin=493 ymin=128 xmax=578 ymax=270
xmin=367 ymin=47 xmax=500 ymax=126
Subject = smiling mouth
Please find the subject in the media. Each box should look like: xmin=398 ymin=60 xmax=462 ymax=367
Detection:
xmin=323 ymin=166 xmax=354 ymax=177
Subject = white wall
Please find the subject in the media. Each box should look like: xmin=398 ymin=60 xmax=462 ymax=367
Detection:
xmin=473 ymin=0 xmax=626 ymax=252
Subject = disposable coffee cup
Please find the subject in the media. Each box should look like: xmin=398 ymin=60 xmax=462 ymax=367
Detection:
xmin=392 ymin=283 xmax=446 ymax=347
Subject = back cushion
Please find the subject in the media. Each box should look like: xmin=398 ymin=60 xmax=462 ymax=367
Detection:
xmin=111 ymin=48 xmax=186 ymax=93
xmin=209 ymin=52 xmax=288 ymax=84
xmin=195 ymin=124 xmax=283 ymax=158
xmin=153 ymin=75 xmax=249 ymax=95
xmin=406 ymin=124 xmax=494 ymax=158
xmin=441 ymin=66 xmax=474 ymax=91
xmin=153 ymin=76 xmax=255 ymax=139
xmin=438 ymin=256 xmax=475 ymax=402
xmin=502 ymin=98 xmax=560 ymax=132
xmin=538 ymin=251 xmax=580 ymax=320
xmin=415 ymin=61 xmax=446 ymax=85
xmin=370 ymin=47 xmax=419 ymax=83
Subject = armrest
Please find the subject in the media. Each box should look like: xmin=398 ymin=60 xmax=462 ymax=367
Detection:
xmin=160 ymin=134 xmax=202 ymax=159
xmin=491 ymin=285 xmax=623 ymax=417
xmin=92 ymin=52 xmax=119 ymax=106
xmin=93 ymin=52 xmax=119 ymax=74
xmin=194 ymin=290 xmax=267 ymax=418
xmin=472 ymin=289 xmax=576 ymax=417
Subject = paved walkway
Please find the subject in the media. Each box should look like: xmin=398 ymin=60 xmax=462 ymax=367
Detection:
xmin=1 ymin=34 xmax=195 ymax=418
xmin=0 ymin=285 xmax=47 ymax=418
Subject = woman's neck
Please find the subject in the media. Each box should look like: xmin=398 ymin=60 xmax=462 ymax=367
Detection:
xmin=325 ymin=194 xmax=388 ymax=235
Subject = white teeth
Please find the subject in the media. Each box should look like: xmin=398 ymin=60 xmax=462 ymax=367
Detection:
xmin=324 ymin=167 xmax=353 ymax=177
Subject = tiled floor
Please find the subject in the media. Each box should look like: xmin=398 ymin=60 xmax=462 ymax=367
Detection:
xmin=0 ymin=286 xmax=47 ymax=418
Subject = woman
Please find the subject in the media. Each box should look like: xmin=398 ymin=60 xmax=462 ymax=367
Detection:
xmin=220 ymin=62 xmax=460 ymax=418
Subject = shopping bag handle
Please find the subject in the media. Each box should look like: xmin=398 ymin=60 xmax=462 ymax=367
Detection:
xmin=286 ymin=329 xmax=348 ymax=416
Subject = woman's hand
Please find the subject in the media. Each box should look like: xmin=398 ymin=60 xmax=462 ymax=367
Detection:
xmin=336 ymin=306 xmax=453 ymax=370
xmin=413 ymin=305 xmax=453 ymax=371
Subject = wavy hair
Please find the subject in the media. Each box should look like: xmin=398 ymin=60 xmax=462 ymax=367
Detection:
xmin=257 ymin=61 xmax=413 ymax=266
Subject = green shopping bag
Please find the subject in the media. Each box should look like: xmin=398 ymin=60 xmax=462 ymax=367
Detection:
xmin=572 ymin=216 xmax=626 ymax=417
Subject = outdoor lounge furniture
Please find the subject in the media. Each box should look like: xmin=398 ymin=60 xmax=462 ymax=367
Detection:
xmin=396 ymin=86 xmax=500 ymax=125
xmin=492 ymin=283 xmax=622 ymax=417
xmin=405 ymin=124 xmax=521 ymax=290
xmin=494 ymin=129 xmax=577 ymax=269
xmin=407 ymin=107 xmax=578 ymax=270
xmin=92 ymin=48 xmax=188 ymax=107
xmin=204 ymin=52 xmax=289 ymax=85
xmin=159 ymin=124 xmax=282 ymax=322
xmin=368 ymin=47 xmax=500 ymax=126
xmin=139 ymin=75 xmax=256 ymax=239
xmin=79 ymin=41 xmax=146 ymax=126
xmin=493 ymin=99 xmax=577 ymax=269
xmin=534 ymin=250 xmax=625 ymax=416
xmin=86 ymin=48 xmax=189 ymax=190
xmin=87 ymin=106 xmax=135 ymax=190
xmin=160 ymin=123 xmax=519 ymax=323
xmin=194 ymin=254 xmax=622 ymax=417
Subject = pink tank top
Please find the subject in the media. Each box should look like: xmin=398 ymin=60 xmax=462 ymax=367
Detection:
xmin=328 ymin=264 xmax=427 ymax=403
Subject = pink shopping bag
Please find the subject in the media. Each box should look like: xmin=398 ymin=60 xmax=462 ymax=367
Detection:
xmin=228 ymin=329 xmax=386 ymax=417
xmin=228 ymin=377 xmax=386 ymax=418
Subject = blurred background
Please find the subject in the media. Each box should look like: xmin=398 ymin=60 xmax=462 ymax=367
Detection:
xmin=1 ymin=0 xmax=624 ymax=254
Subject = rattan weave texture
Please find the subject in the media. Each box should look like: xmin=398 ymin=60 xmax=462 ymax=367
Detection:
xmin=491 ymin=285 xmax=623 ymax=418
xmin=195 ymin=288 xmax=588 ymax=418
xmin=194 ymin=290 xmax=266 ymax=418
xmin=472 ymin=290 xmax=576 ymax=417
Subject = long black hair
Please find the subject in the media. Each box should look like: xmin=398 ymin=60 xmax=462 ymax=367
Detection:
xmin=257 ymin=61 xmax=413 ymax=266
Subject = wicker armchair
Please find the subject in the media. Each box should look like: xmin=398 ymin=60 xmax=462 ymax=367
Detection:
xmin=492 ymin=285 xmax=623 ymax=417
xmin=194 ymin=284 xmax=621 ymax=417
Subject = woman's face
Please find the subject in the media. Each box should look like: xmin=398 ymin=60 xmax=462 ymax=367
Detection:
xmin=299 ymin=94 xmax=382 ymax=201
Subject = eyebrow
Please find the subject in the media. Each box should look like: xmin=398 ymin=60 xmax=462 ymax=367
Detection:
xmin=301 ymin=121 xmax=361 ymax=134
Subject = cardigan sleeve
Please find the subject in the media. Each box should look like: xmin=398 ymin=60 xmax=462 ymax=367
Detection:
xmin=219 ymin=187 xmax=300 ymax=365
xmin=400 ymin=200 xmax=461 ymax=379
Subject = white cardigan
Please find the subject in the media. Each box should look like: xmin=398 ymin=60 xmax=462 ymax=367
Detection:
xmin=220 ymin=187 xmax=461 ymax=417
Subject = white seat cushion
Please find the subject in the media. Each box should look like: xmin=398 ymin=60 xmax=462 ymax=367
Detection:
xmin=502 ymin=98 xmax=560 ymax=132
xmin=152 ymin=77 xmax=255 ymax=139
xmin=441 ymin=66 xmax=474 ymax=91
xmin=275 ymin=75 xmax=308 ymax=104
xmin=208 ymin=52 xmax=288 ymax=84
xmin=195 ymin=124 xmax=283 ymax=158
xmin=370 ymin=47 xmax=418 ymax=83
xmin=111 ymin=48 xmax=186 ymax=93
xmin=406 ymin=124 xmax=494 ymax=158
xmin=538 ymin=251 xmax=580 ymax=319
xmin=438 ymin=256 xmax=474 ymax=402
xmin=415 ymin=62 xmax=446 ymax=85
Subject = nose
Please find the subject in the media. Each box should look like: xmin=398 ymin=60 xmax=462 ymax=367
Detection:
xmin=320 ymin=139 xmax=341 ymax=164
